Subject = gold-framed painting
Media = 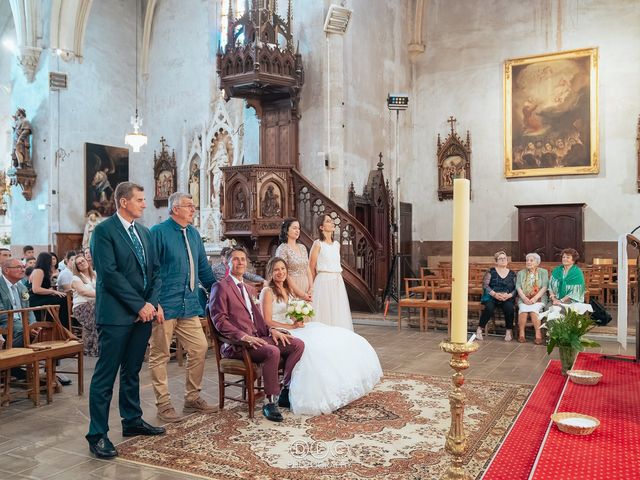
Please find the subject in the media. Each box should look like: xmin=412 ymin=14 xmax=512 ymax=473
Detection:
xmin=504 ymin=48 xmax=598 ymax=178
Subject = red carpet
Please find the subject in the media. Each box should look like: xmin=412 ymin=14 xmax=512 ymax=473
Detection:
xmin=531 ymin=353 xmax=640 ymax=479
xmin=482 ymin=360 xmax=566 ymax=480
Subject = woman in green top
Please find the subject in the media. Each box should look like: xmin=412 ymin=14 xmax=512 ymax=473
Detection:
xmin=548 ymin=248 xmax=586 ymax=305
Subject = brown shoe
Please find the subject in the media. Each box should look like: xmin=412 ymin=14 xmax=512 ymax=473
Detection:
xmin=534 ymin=337 xmax=543 ymax=345
xmin=518 ymin=336 xmax=526 ymax=343
xmin=183 ymin=397 xmax=219 ymax=414
xmin=157 ymin=404 xmax=185 ymax=423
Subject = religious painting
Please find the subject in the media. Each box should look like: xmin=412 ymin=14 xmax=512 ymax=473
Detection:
xmin=504 ymin=48 xmax=598 ymax=178
xmin=437 ymin=117 xmax=471 ymax=201
xmin=153 ymin=137 xmax=177 ymax=208
xmin=85 ymin=142 xmax=129 ymax=216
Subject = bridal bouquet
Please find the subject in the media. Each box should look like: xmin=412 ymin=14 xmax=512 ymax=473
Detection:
xmin=286 ymin=299 xmax=315 ymax=324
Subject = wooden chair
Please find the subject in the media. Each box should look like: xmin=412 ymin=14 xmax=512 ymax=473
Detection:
xmin=422 ymin=278 xmax=452 ymax=332
xmin=0 ymin=318 xmax=40 ymax=407
xmin=397 ymin=277 xmax=428 ymax=330
xmin=207 ymin=313 xmax=268 ymax=418
xmin=18 ymin=305 xmax=84 ymax=403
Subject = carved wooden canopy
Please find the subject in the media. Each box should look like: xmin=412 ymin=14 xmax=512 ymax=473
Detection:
xmin=153 ymin=137 xmax=177 ymax=208
xmin=437 ymin=116 xmax=472 ymax=201
xmin=216 ymin=0 xmax=304 ymax=107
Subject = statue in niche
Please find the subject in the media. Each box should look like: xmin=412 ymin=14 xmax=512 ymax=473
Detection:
xmin=262 ymin=185 xmax=281 ymax=217
xmin=212 ymin=209 xmax=222 ymax=243
xmin=189 ymin=163 xmax=200 ymax=209
xmin=11 ymin=108 xmax=33 ymax=169
xmin=209 ymin=142 xmax=229 ymax=207
xmin=82 ymin=210 xmax=104 ymax=249
xmin=233 ymin=187 xmax=248 ymax=219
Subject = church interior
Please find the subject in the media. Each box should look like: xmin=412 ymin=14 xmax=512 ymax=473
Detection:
xmin=1 ymin=1 xmax=639 ymax=479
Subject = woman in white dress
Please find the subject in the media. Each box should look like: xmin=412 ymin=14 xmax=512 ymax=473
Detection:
xmin=260 ymin=257 xmax=382 ymax=416
xmin=308 ymin=214 xmax=353 ymax=330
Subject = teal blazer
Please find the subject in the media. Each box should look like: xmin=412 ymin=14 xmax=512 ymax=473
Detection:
xmin=91 ymin=214 xmax=161 ymax=326
xmin=0 ymin=277 xmax=35 ymax=334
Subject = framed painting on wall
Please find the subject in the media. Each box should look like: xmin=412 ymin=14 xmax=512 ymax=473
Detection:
xmin=504 ymin=48 xmax=598 ymax=178
xmin=85 ymin=143 xmax=129 ymax=216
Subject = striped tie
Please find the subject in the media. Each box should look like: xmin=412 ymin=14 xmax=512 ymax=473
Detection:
xmin=128 ymin=224 xmax=148 ymax=289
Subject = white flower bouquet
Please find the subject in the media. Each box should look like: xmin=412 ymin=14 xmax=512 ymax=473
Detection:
xmin=286 ymin=299 xmax=315 ymax=324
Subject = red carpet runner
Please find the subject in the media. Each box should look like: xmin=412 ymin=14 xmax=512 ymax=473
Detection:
xmin=531 ymin=353 xmax=640 ymax=479
xmin=482 ymin=360 xmax=566 ymax=479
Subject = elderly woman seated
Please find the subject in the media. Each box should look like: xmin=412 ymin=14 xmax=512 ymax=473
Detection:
xmin=548 ymin=248 xmax=586 ymax=305
xmin=476 ymin=251 xmax=517 ymax=342
xmin=516 ymin=253 xmax=548 ymax=344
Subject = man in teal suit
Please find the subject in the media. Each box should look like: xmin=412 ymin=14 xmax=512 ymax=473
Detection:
xmin=86 ymin=182 xmax=165 ymax=459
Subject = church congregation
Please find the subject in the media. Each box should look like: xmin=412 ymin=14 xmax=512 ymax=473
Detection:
xmin=1 ymin=1 xmax=639 ymax=479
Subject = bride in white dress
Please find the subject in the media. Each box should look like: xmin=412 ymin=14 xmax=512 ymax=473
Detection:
xmin=260 ymin=257 xmax=382 ymax=416
xmin=308 ymin=214 xmax=354 ymax=330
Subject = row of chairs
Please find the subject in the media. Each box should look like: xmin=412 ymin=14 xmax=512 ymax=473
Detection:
xmin=396 ymin=261 xmax=630 ymax=333
xmin=0 ymin=305 xmax=83 ymax=407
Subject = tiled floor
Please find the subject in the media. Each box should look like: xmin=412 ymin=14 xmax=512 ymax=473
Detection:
xmin=0 ymin=321 xmax=631 ymax=479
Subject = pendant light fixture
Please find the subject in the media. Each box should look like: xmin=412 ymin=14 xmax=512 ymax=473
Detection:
xmin=124 ymin=0 xmax=147 ymax=152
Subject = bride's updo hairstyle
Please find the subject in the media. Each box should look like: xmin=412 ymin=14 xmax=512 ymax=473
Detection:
xmin=266 ymin=256 xmax=292 ymax=302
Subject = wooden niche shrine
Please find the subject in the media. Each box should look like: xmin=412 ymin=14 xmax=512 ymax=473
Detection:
xmin=153 ymin=137 xmax=177 ymax=208
xmin=437 ymin=116 xmax=471 ymax=201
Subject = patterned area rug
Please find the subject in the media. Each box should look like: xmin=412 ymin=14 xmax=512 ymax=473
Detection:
xmin=118 ymin=372 xmax=532 ymax=479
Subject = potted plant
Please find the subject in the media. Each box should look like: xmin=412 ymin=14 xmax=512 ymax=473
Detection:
xmin=541 ymin=306 xmax=600 ymax=375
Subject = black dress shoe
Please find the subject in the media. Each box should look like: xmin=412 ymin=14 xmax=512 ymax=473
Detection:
xmin=88 ymin=436 xmax=118 ymax=459
xmin=262 ymin=403 xmax=283 ymax=422
xmin=57 ymin=375 xmax=72 ymax=386
xmin=122 ymin=419 xmax=166 ymax=437
xmin=278 ymin=387 xmax=290 ymax=409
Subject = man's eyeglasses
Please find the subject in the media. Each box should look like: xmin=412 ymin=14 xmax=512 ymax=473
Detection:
xmin=176 ymin=204 xmax=196 ymax=210
xmin=6 ymin=266 xmax=25 ymax=269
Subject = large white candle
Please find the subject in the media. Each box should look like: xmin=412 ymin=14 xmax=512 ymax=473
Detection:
xmin=450 ymin=178 xmax=470 ymax=343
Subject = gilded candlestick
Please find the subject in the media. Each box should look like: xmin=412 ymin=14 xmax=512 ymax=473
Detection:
xmin=439 ymin=340 xmax=479 ymax=480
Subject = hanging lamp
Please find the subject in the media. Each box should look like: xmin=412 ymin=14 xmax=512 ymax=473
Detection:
xmin=124 ymin=0 xmax=147 ymax=152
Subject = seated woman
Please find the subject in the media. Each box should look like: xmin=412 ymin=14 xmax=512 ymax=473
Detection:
xmin=476 ymin=251 xmax=517 ymax=342
xmin=516 ymin=253 xmax=548 ymax=344
xmin=548 ymin=248 xmax=586 ymax=305
xmin=29 ymin=252 xmax=69 ymax=325
xmin=71 ymin=254 xmax=98 ymax=356
xmin=260 ymin=257 xmax=382 ymax=416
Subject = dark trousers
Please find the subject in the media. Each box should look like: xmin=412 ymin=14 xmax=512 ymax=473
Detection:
xmin=479 ymin=298 xmax=515 ymax=329
xmin=86 ymin=321 xmax=152 ymax=443
xmin=230 ymin=336 xmax=305 ymax=397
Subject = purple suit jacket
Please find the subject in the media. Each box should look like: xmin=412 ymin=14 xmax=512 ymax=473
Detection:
xmin=209 ymin=276 xmax=269 ymax=357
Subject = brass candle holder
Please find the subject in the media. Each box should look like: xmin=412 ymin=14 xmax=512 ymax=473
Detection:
xmin=439 ymin=340 xmax=479 ymax=480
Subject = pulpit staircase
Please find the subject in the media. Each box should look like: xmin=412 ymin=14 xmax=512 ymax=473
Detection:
xmin=220 ymin=165 xmax=392 ymax=312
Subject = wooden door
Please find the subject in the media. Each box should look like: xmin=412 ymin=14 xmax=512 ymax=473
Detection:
xmin=517 ymin=204 xmax=585 ymax=262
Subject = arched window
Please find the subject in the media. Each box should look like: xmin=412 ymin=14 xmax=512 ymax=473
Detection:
xmin=219 ymin=1 xmax=246 ymax=49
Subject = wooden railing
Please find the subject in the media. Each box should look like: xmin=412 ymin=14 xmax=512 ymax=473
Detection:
xmin=291 ymin=169 xmax=383 ymax=311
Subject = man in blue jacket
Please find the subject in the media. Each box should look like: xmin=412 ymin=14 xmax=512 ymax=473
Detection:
xmin=149 ymin=192 xmax=217 ymax=423
xmin=86 ymin=182 xmax=165 ymax=459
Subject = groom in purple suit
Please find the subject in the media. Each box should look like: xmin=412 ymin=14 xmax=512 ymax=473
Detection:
xmin=209 ymin=245 xmax=304 ymax=422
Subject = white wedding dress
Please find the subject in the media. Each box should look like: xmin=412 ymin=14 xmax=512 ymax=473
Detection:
xmin=268 ymin=292 xmax=383 ymax=416
xmin=312 ymin=240 xmax=354 ymax=330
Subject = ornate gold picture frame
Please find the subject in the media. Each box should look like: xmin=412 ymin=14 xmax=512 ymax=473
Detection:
xmin=504 ymin=48 xmax=598 ymax=178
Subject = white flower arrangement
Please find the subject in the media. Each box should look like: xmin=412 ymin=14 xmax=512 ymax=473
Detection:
xmin=21 ymin=291 xmax=29 ymax=302
xmin=251 ymin=295 xmax=260 ymax=306
xmin=286 ymin=299 xmax=315 ymax=324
